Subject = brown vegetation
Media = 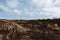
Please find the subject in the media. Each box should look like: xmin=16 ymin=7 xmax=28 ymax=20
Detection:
xmin=0 ymin=19 xmax=60 ymax=40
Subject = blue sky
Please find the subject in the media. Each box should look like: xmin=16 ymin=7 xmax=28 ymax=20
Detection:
xmin=0 ymin=0 xmax=60 ymax=20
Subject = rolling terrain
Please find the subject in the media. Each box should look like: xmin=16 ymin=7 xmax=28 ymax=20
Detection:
xmin=0 ymin=19 xmax=60 ymax=40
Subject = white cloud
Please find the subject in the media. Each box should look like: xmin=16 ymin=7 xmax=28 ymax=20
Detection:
xmin=42 ymin=7 xmax=60 ymax=18
xmin=32 ymin=0 xmax=45 ymax=7
xmin=13 ymin=8 xmax=35 ymax=17
xmin=32 ymin=0 xmax=60 ymax=19
xmin=6 ymin=0 xmax=20 ymax=8
xmin=55 ymin=0 xmax=60 ymax=4
xmin=13 ymin=9 xmax=23 ymax=15
xmin=0 ymin=0 xmax=60 ymax=19
xmin=23 ymin=8 xmax=35 ymax=16
xmin=0 ymin=5 xmax=10 ymax=12
xmin=32 ymin=0 xmax=54 ymax=8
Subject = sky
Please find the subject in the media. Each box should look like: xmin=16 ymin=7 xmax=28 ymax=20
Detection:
xmin=0 ymin=0 xmax=60 ymax=20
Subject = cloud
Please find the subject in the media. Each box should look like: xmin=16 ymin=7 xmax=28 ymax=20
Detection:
xmin=43 ymin=7 xmax=60 ymax=17
xmin=32 ymin=0 xmax=60 ymax=19
xmin=32 ymin=0 xmax=54 ymax=8
xmin=0 ymin=5 xmax=10 ymax=12
xmin=6 ymin=0 xmax=20 ymax=8
xmin=0 ymin=0 xmax=60 ymax=19
xmin=13 ymin=9 xmax=23 ymax=15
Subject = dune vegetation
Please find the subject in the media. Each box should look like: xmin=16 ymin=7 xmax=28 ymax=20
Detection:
xmin=0 ymin=19 xmax=60 ymax=40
